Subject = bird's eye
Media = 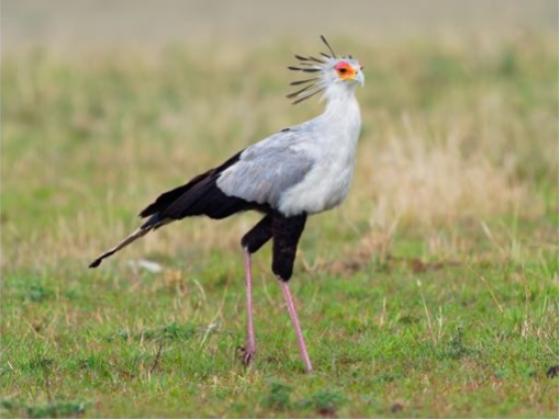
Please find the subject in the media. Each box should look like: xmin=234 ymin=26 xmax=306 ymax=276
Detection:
xmin=335 ymin=61 xmax=353 ymax=78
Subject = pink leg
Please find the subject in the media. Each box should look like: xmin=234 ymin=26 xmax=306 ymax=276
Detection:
xmin=241 ymin=248 xmax=256 ymax=366
xmin=279 ymin=279 xmax=313 ymax=373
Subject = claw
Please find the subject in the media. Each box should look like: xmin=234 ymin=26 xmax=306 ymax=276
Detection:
xmin=238 ymin=345 xmax=256 ymax=367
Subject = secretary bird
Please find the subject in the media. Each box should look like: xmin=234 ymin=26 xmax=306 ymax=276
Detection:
xmin=90 ymin=36 xmax=364 ymax=373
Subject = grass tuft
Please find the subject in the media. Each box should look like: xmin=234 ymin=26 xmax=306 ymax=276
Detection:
xmin=262 ymin=382 xmax=293 ymax=410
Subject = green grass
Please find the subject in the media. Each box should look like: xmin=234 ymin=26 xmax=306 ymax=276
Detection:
xmin=1 ymin=35 xmax=558 ymax=417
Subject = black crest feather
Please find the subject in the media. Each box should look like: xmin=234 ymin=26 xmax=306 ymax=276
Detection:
xmin=320 ymin=35 xmax=337 ymax=58
xmin=287 ymin=35 xmax=340 ymax=105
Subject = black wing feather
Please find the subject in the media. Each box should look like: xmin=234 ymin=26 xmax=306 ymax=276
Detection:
xmin=140 ymin=151 xmax=242 ymax=221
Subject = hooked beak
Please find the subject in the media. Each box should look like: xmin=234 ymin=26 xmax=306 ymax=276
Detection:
xmin=354 ymin=70 xmax=365 ymax=86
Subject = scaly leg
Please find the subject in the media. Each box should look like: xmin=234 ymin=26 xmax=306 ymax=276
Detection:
xmin=279 ymin=279 xmax=313 ymax=373
xmin=241 ymin=248 xmax=256 ymax=366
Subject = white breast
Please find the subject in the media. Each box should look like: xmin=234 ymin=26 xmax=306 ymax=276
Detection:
xmin=278 ymin=93 xmax=361 ymax=216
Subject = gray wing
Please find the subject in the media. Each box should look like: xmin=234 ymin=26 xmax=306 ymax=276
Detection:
xmin=216 ymin=129 xmax=315 ymax=208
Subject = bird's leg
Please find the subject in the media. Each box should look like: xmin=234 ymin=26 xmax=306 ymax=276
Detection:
xmin=279 ymin=278 xmax=313 ymax=373
xmin=239 ymin=215 xmax=273 ymax=367
xmin=242 ymin=247 xmax=256 ymax=366
xmin=271 ymin=213 xmax=311 ymax=372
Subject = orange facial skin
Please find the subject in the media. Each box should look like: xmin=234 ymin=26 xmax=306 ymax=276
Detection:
xmin=335 ymin=61 xmax=357 ymax=80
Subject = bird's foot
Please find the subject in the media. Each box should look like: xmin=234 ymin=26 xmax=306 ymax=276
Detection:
xmin=238 ymin=344 xmax=256 ymax=367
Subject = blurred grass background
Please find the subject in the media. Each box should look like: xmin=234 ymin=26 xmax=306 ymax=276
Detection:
xmin=1 ymin=0 xmax=558 ymax=417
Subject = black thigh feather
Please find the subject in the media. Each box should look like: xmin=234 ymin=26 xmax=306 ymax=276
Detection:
xmin=271 ymin=213 xmax=307 ymax=281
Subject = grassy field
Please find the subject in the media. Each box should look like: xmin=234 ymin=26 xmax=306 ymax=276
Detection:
xmin=1 ymin=33 xmax=558 ymax=417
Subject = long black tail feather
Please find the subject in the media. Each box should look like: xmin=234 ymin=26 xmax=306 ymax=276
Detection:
xmin=89 ymin=151 xmax=258 ymax=268
xmin=89 ymin=226 xmax=151 ymax=268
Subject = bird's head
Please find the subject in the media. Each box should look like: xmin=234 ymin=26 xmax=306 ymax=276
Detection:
xmin=287 ymin=35 xmax=364 ymax=104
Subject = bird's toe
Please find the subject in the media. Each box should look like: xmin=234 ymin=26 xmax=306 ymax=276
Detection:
xmin=238 ymin=345 xmax=256 ymax=367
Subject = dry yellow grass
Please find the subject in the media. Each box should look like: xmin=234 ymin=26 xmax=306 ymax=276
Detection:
xmin=2 ymin=34 xmax=557 ymax=271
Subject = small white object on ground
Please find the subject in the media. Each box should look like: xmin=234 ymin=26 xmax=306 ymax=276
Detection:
xmin=128 ymin=259 xmax=163 ymax=273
